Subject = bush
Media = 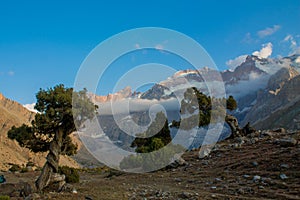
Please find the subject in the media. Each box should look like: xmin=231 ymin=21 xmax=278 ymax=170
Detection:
xmin=26 ymin=161 xmax=35 ymax=167
xmin=58 ymin=166 xmax=79 ymax=183
xmin=21 ymin=167 xmax=29 ymax=173
xmin=9 ymin=164 xmax=21 ymax=172
xmin=0 ymin=196 xmax=10 ymax=200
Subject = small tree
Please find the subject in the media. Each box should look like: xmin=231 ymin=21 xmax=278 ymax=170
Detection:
xmin=171 ymin=88 xmax=241 ymax=139
xmin=226 ymin=95 xmax=237 ymax=111
xmin=131 ymin=112 xmax=171 ymax=153
xmin=172 ymin=87 xmax=212 ymax=129
xmin=8 ymin=84 xmax=97 ymax=191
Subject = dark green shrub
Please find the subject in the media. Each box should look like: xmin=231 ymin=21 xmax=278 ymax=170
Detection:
xmin=20 ymin=167 xmax=29 ymax=173
xmin=58 ymin=166 xmax=79 ymax=183
xmin=0 ymin=196 xmax=10 ymax=200
xmin=9 ymin=164 xmax=21 ymax=172
xmin=26 ymin=161 xmax=35 ymax=167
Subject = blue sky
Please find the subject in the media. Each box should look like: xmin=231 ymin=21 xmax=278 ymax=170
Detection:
xmin=0 ymin=0 xmax=300 ymax=104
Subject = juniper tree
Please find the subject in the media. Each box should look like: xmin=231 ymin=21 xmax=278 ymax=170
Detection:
xmin=8 ymin=84 xmax=97 ymax=191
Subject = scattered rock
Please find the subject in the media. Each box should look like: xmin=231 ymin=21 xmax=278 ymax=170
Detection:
xmin=252 ymin=161 xmax=258 ymax=167
xmin=72 ymin=188 xmax=78 ymax=194
xmin=235 ymin=137 xmax=245 ymax=144
xmin=179 ymin=191 xmax=192 ymax=198
xmin=237 ymin=188 xmax=245 ymax=194
xmin=174 ymin=177 xmax=182 ymax=182
xmin=258 ymin=185 xmax=265 ymax=189
xmin=215 ymin=178 xmax=222 ymax=182
xmin=201 ymin=160 xmax=209 ymax=165
xmin=261 ymin=130 xmax=273 ymax=138
xmin=275 ymin=138 xmax=298 ymax=147
xmin=273 ymin=128 xmax=286 ymax=133
xmin=253 ymin=175 xmax=261 ymax=182
xmin=169 ymin=156 xmax=188 ymax=168
xmin=199 ymin=145 xmax=213 ymax=159
xmin=279 ymin=173 xmax=288 ymax=180
xmin=280 ymin=164 xmax=289 ymax=169
xmin=243 ymin=174 xmax=250 ymax=179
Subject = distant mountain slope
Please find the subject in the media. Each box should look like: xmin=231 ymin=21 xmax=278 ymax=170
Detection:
xmin=246 ymin=73 xmax=300 ymax=130
xmin=0 ymin=93 xmax=79 ymax=171
xmin=91 ymin=54 xmax=300 ymax=131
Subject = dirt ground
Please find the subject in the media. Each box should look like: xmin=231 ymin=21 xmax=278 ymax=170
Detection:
xmin=1 ymin=130 xmax=300 ymax=200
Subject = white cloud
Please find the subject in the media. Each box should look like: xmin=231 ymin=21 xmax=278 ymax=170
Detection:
xmin=252 ymin=42 xmax=273 ymax=58
xmin=226 ymin=74 xmax=270 ymax=99
xmin=257 ymin=25 xmax=281 ymax=38
xmin=226 ymin=55 xmax=248 ymax=70
xmin=98 ymin=98 xmax=180 ymax=115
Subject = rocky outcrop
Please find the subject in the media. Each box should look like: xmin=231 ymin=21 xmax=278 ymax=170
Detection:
xmin=91 ymin=86 xmax=134 ymax=103
xmin=242 ymin=68 xmax=300 ymax=130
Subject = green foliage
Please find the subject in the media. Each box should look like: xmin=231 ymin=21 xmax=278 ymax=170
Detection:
xmin=7 ymin=125 xmax=37 ymax=149
xmin=172 ymin=87 xmax=212 ymax=129
xmin=21 ymin=167 xmax=29 ymax=173
xmin=9 ymin=164 xmax=21 ymax=172
xmin=0 ymin=196 xmax=10 ymax=200
xmin=7 ymin=84 xmax=97 ymax=156
xmin=131 ymin=112 xmax=171 ymax=153
xmin=59 ymin=166 xmax=80 ymax=183
xmin=120 ymin=112 xmax=185 ymax=171
xmin=226 ymin=95 xmax=237 ymax=111
xmin=172 ymin=88 xmax=234 ymax=130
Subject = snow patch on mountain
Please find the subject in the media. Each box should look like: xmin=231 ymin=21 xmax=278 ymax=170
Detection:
xmin=255 ymin=57 xmax=292 ymax=75
xmin=23 ymin=103 xmax=38 ymax=113
xmin=226 ymin=55 xmax=248 ymax=70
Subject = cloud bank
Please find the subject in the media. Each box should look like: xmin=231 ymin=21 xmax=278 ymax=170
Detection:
xmin=252 ymin=42 xmax=273 ymax=58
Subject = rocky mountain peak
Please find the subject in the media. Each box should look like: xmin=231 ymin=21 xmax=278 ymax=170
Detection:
xmin=0 ymin=93 xmax=4 ymax=101
xmin=268 ymin=66 xmax=299 ymax=95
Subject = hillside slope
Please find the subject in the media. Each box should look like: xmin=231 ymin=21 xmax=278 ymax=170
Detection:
xmin=0 ymin=93 xmax=79 ymax=171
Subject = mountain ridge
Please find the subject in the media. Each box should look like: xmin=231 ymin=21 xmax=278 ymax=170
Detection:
xmin=91 ymin=54 xmax=300 ymax=130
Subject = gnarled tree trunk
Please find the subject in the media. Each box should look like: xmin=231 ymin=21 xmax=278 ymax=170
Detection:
xmin=225 ymin=114 xmax=242 ymax=139
xmin=35 ymin=128 xmax=63 ymax=191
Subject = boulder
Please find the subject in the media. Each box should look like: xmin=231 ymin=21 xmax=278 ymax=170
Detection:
xmin=275 ymin=138 xmax=298 ymax=147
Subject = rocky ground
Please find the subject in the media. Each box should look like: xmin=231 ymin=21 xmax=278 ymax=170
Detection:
xmin=1 ymin=129 xmax=300 ymax=200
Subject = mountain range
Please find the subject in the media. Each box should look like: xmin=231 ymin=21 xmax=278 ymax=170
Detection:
xmin=93 ymin=54 xmax=300 ymax=130
xmin=1 ymin=54 xmax=300 ymax=170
